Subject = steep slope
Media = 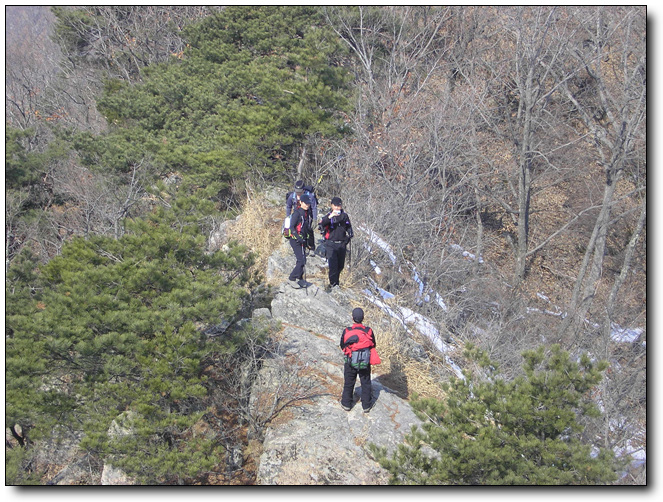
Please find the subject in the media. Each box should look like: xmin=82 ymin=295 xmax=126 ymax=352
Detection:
xmin=251 ymin=240 xmax=423 ymax=485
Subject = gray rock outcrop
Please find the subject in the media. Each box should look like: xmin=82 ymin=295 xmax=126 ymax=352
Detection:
xmin=252 ymin=241 xmax=424 ymax=485
xmin=100 ymin=463 xmax=136 ymax=486
xmin=100 ymin=411 xmax=137 ymax=485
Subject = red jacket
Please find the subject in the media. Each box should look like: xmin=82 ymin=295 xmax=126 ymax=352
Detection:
xmin=339 ymin=323 xmax=375 ymax=357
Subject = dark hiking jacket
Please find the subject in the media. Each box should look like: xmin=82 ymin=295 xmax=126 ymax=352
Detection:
xmin=320 ymin=209 xmax=353 ymax=242
xmin=286 ymin=190 xmax=318 ymax=222
xmin=289 ymin=206 xmax=312 ymax=244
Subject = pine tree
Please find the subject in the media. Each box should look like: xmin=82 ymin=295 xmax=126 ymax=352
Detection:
xmin=5 ymin=206 xmax=257 ymax=484
xmin=89 ymin=6 xmax=351 ymax=194
xmin=372 ymin=344 xmax=621 ymax=485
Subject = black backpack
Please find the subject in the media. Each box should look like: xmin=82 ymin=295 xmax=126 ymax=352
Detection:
xmin=348 ymin=347 xmax=371 ymax=369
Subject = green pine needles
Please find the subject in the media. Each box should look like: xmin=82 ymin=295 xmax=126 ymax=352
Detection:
xmin=93 ymin=6 xmax=351 ymax=194
xmin=371 ymin=344 xmax=621 ymax=485
xmin=6 ymin=207 xmax=256 ymax=484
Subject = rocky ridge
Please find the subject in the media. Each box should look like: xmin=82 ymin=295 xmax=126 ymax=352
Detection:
xmin=251 ymin=239 xmax=423 ymax=485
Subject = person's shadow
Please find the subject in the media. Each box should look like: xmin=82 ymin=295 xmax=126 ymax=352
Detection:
xmin=370 ymin=358 xmax=410 ymax=400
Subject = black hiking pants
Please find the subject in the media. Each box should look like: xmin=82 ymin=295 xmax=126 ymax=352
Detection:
xmin=325 ymin=240 xmax=347 ymax=287
xmin=289 ymin=239 xmax=307 ymax=281
xmin=341 ymin=362 xmax=372 ymax=410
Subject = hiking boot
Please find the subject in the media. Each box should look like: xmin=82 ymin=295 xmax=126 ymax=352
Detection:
xmin=297 ymin=279 xmax=309 ymax=288
xmin=341 ymin=403 xmax=352 ymax=412
xmin=289 ymin=279 xmax=301 ymax=289
xmin=362 ymin=401 xmax=375 ymax=414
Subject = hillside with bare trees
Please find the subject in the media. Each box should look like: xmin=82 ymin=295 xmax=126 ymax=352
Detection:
xmin=6 ymin=6 xmax=645 ymax=485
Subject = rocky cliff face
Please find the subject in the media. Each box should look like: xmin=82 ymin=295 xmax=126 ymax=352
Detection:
xmin=252 ymin=240 xmax=423 ymax=485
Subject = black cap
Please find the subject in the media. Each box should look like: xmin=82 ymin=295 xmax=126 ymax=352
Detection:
xmin=294 ymin=180 xmax=305 ymax=193
xmin=331 ymin=197 xmax=343 ymax=206
xmin=352 ymin=307 xmax=364 ymax=323
xmin=300 ymin=194 xmax=311 ymax=205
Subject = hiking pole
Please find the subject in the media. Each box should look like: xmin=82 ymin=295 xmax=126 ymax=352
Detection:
xmin=302 ymin=241 xmax=308 ymax=296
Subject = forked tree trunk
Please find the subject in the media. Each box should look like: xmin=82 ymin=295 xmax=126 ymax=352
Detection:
xmin=558 ymin=166 xmax=620 ymax=338
xmin=602 ymin=196 xmax=646 ymax=345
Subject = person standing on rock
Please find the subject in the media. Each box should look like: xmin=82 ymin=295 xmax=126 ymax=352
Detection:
xmin=319 ymin=196 xmax=353 ymax=291
xmin=339 ymin=307 xmax=376 ymax=413
xmin=287 ymin=193 xmax=313 ymax=289
xmin=286 ymin=180 xmax=317 ymax=255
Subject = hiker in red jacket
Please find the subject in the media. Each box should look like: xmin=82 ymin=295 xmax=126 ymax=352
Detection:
xmin=339 ymin=308 xmax=376 ymax=413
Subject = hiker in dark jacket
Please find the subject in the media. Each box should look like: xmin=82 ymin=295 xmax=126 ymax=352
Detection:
xmin=286 ymin=180 xmax=317 ymax=254
xmin=288 ymin=193 xmax=313 ymax=289
xmin=319 ymin=197 xmax=353 ymax=290
xmin=339 ymin=308 xmax=376 ymax=413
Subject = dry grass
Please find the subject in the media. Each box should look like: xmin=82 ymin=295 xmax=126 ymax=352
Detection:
xmin=226 ymin=186 xmax=284 ymax=278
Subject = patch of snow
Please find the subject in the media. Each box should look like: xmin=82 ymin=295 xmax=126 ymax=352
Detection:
xmin=528 ymin=293 xmax=644 ymax=345
xmin=378 ymin=288 xmax=395 ymax=300
xmin=449 ymin=243 xmax=484 ymax=263
xmin=362 ymin=289 xmax=464 ymax=379
xmin=537 ymin=292 xmax=551 ymax=302
xmin=358 ymin=225 xmax=397 ymax=264
xmin=526 ymin=307 xmax=565 ymax=318
xmin=610 ymin=323 xmax=643 ymax=344
xmin=435 ymin=292 xmax=448 ymax=311
xmin=361 ymin=226 xmax=449 ymax=313
xmin=369 ymin=259 xmax=381 ymax=275
xmin=399 ymin=306 xmax=446 ymax=349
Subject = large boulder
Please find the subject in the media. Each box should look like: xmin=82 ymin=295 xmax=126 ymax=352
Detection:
xmin=271 ymin=282 xmax=352 ymax=337
xmin=100 ymin=463 xmax=136 ymax=486
xmin=257 ymin=376 xmax=422 ymax=485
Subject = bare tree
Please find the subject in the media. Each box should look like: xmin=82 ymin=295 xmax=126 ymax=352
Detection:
xmin=210 ymin=327 xmax=324 ymax=442
xmin=51 ymin=6 xmax=222 ymax=83
xmin=464 ymin=7 xmax=596 ymax=285
xmin=557 ymin=6 xmax=646 ymax=338
xmin=6 ymin=6 xmax=223 ymax=134
xmin=5 ymin=189 xmax=33 ymax=270
xmin=5 ymin=7 xmax=60 ymax=136
xmin=324 ymin=6 xmax=452 ymax=128
xmin=48 ymin=156 xmax=148 ymax=240
xmin=602 ymin=196 xmax=645 ymax=342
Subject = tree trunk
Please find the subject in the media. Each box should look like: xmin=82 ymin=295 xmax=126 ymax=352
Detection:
xmin=297 ymin=145 xmax=307 ymax=178
xmin=514 ymin=157 xmax=531 ymax=284
xmin=602 ymin=196 xmax=646 ymax=344
xmin=473 ymin=183 xmax=484 ymax=275
xmin=514 ymin=65 xmax=536 ymax=285
xmin=558 ymin=167 xmax=620 ymax=338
